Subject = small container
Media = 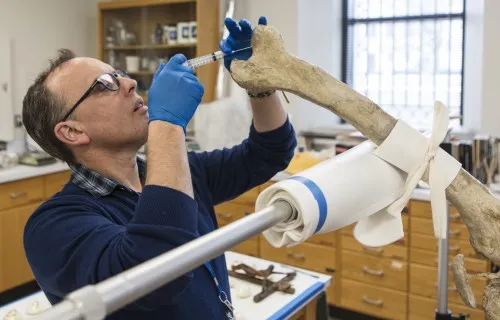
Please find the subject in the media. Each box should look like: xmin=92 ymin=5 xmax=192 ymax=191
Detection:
xmin=177 ymin=22 xmax=190 ymax=44
xmin=141 ymin=56 xmax=149 ymax=70
xmin=125 ymin=56 xmax=139 ymax=73
xmin=167 ymin=25 xmax=178 ymax=44
xmin=163 ymin=25 xmax=170 ymax=44
xmin=189 ymin=21 xmax=197 ymax=43
xmin=154 ymin=23 xmax=163 ymax=44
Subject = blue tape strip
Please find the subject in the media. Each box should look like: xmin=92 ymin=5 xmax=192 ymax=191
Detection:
xmin=267 ymin=282 xmax=325 ymax=320
xmin=288 ymin=176 xmax=327 ymax=233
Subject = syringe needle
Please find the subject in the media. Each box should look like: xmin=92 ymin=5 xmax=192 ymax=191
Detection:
xmin=182 ymin=46 xmax=252 ymax=69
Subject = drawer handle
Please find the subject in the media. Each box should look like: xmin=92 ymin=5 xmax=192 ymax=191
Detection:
xmin=362 ymin=295 xmax=384 ymax=307
xmin=449 ymin=229 xmax=461 ymax=236
xmin=449 ymin=246 xmax=460 ymax=252
xmin=9 ymin=191 xmax=27 ymax=199
xmin=362 ymin=266 xmax=384 ymax=277
xmin=363 ymin=246 xmax=383 ymax=254
xmin=320 ymin=240 xmax=334 ymax=246
xmin=217 ymin=213 xmax=233 ymax=220
xmin=402 ymin=207 xmax=409 ymax=214
xmin=287 ymin=252 xmax=306 ymax=260
xmin=244 ymin=212 xmax=250 ymax=216
xmin=435 ymin=282 xmax=457 ymax=291
xmin=450 ymin=213 xmax=461 ymax=220
xmin=325 ymin=267 xmax=336 ymax=273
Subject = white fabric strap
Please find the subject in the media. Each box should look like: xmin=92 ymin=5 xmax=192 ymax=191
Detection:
xmin=374 ymin=101 xmax=458 ymax=239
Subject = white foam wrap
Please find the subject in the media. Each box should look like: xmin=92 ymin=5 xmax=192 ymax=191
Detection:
xmin=255 ymin=141 xmax=408 ymax=248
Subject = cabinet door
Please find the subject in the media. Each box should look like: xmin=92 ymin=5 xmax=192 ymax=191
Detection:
xmin=0 ymin=202 xmax=41 ymax=291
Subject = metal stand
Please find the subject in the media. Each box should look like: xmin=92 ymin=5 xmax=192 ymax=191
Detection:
xmin=435 ymin=202 xmax=466 ymax=320
xmin=34 ymin=201 xmax=293 ymax=320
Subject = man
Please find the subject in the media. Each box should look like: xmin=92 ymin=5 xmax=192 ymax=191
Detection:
xmin=22 ymin=16 xmax=296 ymax=319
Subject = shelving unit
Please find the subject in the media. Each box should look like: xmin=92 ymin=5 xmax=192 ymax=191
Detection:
xmin=104 ymin=43 xmax=196 ymax=51
xmin=97 ymin=0 xmax=220 ymax=135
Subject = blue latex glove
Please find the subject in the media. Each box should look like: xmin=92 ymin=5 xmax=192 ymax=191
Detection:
xmin=147 ymin=54 xmax=204 ymax=133
xmin=219 ymin=16 xmax=267 ymax=71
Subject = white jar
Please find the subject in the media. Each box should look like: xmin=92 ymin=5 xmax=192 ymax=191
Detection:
xmin=125 ymin=56 xmax=139 ymax=73
xmin=177 ymin=22 xmax=190 ymax=44
xmin=189 ymin=21 xmax=197 ymax=43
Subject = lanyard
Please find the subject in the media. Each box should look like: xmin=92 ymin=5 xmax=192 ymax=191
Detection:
xmin=203 ymin=262 xmax=234 ymax=320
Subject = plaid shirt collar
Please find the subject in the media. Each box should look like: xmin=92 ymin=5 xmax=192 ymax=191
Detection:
xmin=70 ymin=157 xmax=146 ymax=198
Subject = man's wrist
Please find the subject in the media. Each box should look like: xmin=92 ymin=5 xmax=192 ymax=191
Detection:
xmin=149 ymin=120 xmax=184 ymax=136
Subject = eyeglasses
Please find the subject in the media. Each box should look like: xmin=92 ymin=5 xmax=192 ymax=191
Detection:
xmin=60 ymin=70 xmax=129 ymax=121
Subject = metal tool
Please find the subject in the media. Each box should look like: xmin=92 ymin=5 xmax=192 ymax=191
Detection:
xmin=182 ymin=47 xmax=252 ymax=69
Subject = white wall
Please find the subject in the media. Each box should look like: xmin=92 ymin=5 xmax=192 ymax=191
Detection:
xmin=473 ymin=0 xmax=500 ymax=137
xmin=0 ymin=0 xmax=101 ymax=145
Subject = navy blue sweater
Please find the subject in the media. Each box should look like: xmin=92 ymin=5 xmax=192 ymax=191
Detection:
xmin=24 ymin=120 xmax=296 ymax=319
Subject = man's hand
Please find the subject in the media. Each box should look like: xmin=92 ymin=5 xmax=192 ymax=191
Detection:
xmin=147 ymin=54 xmax=204 ymax=133
xmin=219 ymin=16 xmax=267 ymax=71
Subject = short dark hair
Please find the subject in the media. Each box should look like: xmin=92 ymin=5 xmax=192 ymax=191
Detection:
xmin=22 ymin=49 xmax=76 ymax=164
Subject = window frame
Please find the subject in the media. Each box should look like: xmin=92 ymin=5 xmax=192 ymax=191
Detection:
xmin=340 ymin=0 xmax=467 ymax=126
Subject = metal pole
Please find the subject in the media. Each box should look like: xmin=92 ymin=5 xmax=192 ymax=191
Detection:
xmin=35 ymin=201 xmax=293 ymax=320
xmin=436 ymin=201 xmax=450 ymax=318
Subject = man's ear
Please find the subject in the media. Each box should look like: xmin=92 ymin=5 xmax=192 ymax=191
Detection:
xmin=54 ymin=121 xmax=91 ymax=146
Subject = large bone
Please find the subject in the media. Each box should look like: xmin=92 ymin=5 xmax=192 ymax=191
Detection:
xmin=230 ymin=25 xmax=500 ymax=265
xmin=230 ymin=25 xmax=500 ymax=317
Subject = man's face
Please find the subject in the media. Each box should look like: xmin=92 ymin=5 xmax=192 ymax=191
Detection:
xmin=48 ymin=57 xmax=149 ymax=152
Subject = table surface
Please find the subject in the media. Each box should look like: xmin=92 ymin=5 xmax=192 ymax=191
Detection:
xmin=225 ymin=251 xmax=331 ymax=320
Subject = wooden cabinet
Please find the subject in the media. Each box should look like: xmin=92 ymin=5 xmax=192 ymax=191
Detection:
xmin=341 ymin=250 xmax=408 ymax=291
xmin=0 ymin=170 xmax=70 ymax=293
xmin=0 ymin=177 xmax=44 ymax=211
xmin=341 ymin=278 xmax=408 ymax=320
xmin=0 ymin=202 xmax=42 ymax=291
xmin=260 ymin=239 xmax=336 ymax=276
xmin=342 ymin=233 xmax=408 ymax=261
xmin=410 ymin=263 xmax=486 ymax=306
xmin=44 ymin=171 xmax=70 ymax=199
xmin=409 ymin=294 xmax=484 ymax=320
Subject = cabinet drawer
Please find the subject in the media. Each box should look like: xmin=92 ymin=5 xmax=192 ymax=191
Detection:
xmin=410 ymin=248 xmax=489 ymax=273
xmin=214 ymin=202 xmax=252 ymax=226
xmin=260 ymin=239 xmax=336 ymax=276
xmin=307 ymin=232 xmax=336 ymax=247
xmin=341 ymin=250 xmax=408 ymax=291
xmin=231 ymin=236 xmax=259 ymax=257
xmin=342 ymin=214 xmax=409 ymax=235
xmin=412 ymin=217 xmax=470 ymax=241
xmin=0 ymin=202 xmax=42 ymax=291
xmin=0 ymin=177 xmax=44 ymax=211
xmin=411 ymin=200 xmax=461 ymax=222
xmin=44 ymin=171 xmax=70 ymax=199
xmin=342 ymin=234 xmax=408 ymax=261
xmin=410 ymin=263 xmax=486 ymax=306
xmin=341 ymin=279 xmax=407 ymax=320
xmin=409 ymin=294 xmax=484 ymax=320
xmin=410 ymin=233 xmax=481 ymax=259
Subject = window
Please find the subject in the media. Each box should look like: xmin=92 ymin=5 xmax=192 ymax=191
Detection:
xmin=342 ymin=0 xmax=466 ymax=128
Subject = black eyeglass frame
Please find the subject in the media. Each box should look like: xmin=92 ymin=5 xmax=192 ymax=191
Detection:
xmin=60 ymin=70 xmax=128 ymax=122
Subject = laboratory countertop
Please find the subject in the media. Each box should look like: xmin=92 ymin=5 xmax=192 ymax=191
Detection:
xmin=0 ymin=161 xmax=69 ymax=184
xmin=1 ymin=160 xmax=499 ymax=203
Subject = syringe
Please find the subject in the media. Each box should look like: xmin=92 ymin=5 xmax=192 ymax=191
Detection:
xmin=182 ymin=46 xmax=252 ymax=69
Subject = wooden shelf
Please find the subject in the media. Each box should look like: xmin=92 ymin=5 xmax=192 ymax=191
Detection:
xmin=99 ymin=0 xmax=195 ymax=10
xmin=128 ymin=71 xmax=154 ymax=76
xmin=105 ymin=43 xmax=196 ymax=50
